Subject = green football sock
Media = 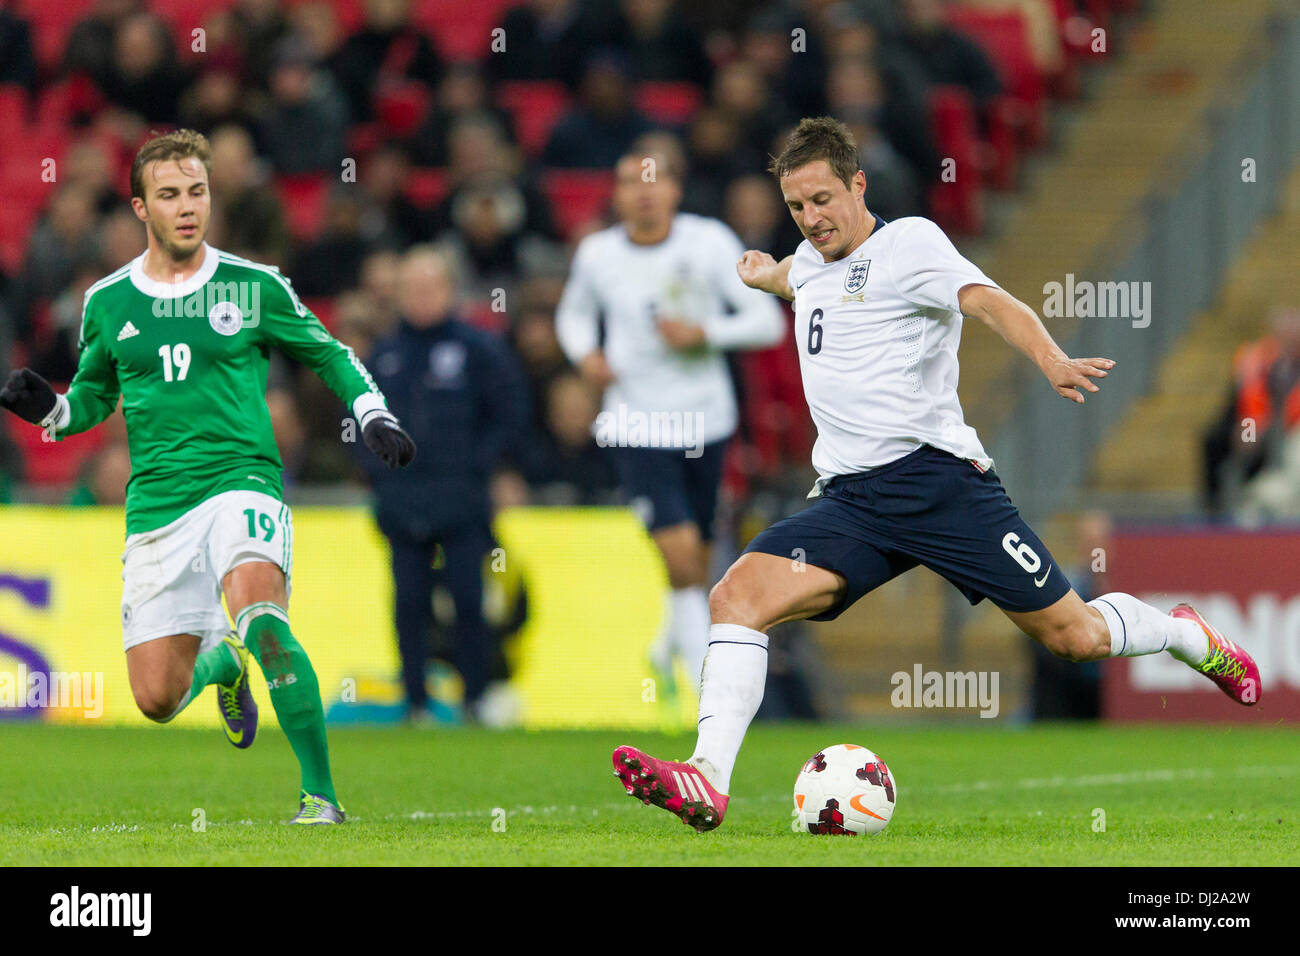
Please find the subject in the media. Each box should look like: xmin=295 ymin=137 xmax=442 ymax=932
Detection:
xmin=158 ymin=640 xmax=241 ymax=723
xmin=237 ymin=602 xmax=337 ymax=806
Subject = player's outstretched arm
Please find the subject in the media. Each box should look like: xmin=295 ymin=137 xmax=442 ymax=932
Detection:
xmin=736 ymin=251 xmax=795 ymax=302
xmin=959 ymin=283 xmax=1115 ymax=404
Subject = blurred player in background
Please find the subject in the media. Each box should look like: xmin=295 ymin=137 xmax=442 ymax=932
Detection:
xmin=613 ymin=117 xmax=1262 ymax=832
xmin=556 ymin=134 xmax=783 ymax=696
xmin=0 ymin=130 xmax=416 ymax=824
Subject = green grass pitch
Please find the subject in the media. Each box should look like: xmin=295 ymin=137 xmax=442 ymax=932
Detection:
xmin=1 ymin=722 xmax=1296 ymax=866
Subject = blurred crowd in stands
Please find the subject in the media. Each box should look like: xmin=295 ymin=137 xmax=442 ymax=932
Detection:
xmin=0 ymin=0 xmax=1123 ymax=517
xmin=1203 ymin=306 xmax=1300 ymax=523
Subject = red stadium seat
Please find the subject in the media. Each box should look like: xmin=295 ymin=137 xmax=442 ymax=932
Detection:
xmin=374 ymin=81 xmax=432 ymax=138
xmin=496 ymin=81 xmax=572 ymax=159
xmin=540 ymin=169 xmax=614 ymax=241
xmin=154 ymin=0 xmax=237 ymax=41
xmin=463 ymin=300 xmax=505 ymax=333
xmin=301 ymin=296 xmax=337 ymax=332
xmin=739 ymin=315 xmax=811 ymax=477
xmin=0 ymin=84 xmax=29 ymax=134
xmin=275 ymin=173 xmax=329 ymax=240
xmin=413 ymin=0 xmax=514 ymax=61
xmin=946 ymin=7 xmax=1047 ymax=148
xmin=6 ymin=399 xmax=104 ymax=487
xmin=347 ymin=122 xmax=385 ymax=157
xmin=404 ymin=167 xmax=449 ymax=209
xmin=15 ymin=0 xmax=94 ymax=69
xmin=927 ymin=86 xmax=984 ymax=235
xmin=35 ymin=76 xmax=106 ymax=128
xmin=634 ymin=82 xmax=705 ymax=126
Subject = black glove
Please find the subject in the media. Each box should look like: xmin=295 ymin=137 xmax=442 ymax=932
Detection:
xmin=0 ymin=368 xmax=58 ymax=425
xmin=362 ymin=412 xmax=416 ymax=469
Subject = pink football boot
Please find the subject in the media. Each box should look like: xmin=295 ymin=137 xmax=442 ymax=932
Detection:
xmin=613 ymin=745 xmax=729 ymax=832
xmin=1172 ymin=603 xmax=1262 ymax=705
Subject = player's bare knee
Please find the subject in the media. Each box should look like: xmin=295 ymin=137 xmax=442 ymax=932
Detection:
xmin=661 ymin=543 xmax=708 ymax=589
xmin=133 ymin=686 xmax=181 ymax=722
xmin=708 ymin=575 xmax=762 ymax=630
xmin=1045 ymin=621 xmax=1105 ymax=662
xmin=666 ymin=561 xmax=706 ymax=590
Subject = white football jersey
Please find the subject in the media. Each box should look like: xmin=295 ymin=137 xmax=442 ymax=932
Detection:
xmin=789 ymin=214 xmax=998 ymax=496
xmin=556 ymin=213 xmax=784 ymax=448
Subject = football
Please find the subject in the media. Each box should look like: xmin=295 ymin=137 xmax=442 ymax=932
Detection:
xmin=793 ymin=744 xmax=898 ymax=835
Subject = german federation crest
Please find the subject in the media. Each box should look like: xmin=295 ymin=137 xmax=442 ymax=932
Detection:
xmin=844 ymin=259 xmax=871 ymax=294
xmin=208 ymin=300 xmax=243 ymax=336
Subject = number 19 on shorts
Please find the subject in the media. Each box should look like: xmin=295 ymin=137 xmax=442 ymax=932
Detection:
xmin=244 ymin=509 xmax=277 ymax=542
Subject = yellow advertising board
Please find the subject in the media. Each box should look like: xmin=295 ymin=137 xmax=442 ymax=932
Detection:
xmin=0 ymin=506 xmax=695 ymax=730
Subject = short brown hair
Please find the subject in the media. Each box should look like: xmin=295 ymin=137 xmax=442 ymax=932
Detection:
xmin=623 ymin=131 xmax=687 ymax=182
xmin=768 ymin=117 xmax=859 ymax=189
xmin=130 ymin=128 xmax=212 ymax=200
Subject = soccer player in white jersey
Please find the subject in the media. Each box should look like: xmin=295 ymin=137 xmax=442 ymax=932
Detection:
xmin=612 ymin=117 xmax=1261 ymax=832
xmin=557 ymin=137 xmax=784 ymax=695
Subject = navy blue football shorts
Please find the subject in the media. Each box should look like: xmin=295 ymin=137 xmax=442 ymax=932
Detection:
xmin=744 ymin=445 xmax=1073 ymax=620
xmin=613 ymin=439 xmax=727 ymax=542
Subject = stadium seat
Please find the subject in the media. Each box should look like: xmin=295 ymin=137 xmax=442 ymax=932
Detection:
xmin=6 ymin=397 xmax=104 ymax=487
xmin=634 ymin=82 xmax=705 ymax=127
xmin=404 ymin=167 xmax=449 ymax=209
xmin=463 ymin=300 xmax=505 ymax=333
xmin=496 ymin=81 xmax=572 ymax=159
xmin=739 ymin=319 xmax=811 ymax=477
xmin=274 ymin=173 xmax=330 ymax=240
xmin=927 ymin=86 xmax=985 ymax=234
xmin=539 ymin=169 xmax=615 ymax=241
xmin=347 ymin=122 xmax=385 ymax=157
xmin=0 ymin=84 xmax=29 ymax=134
xmin=34 ymin=76 xmax=105 ymax=128
xmin=301 ymin=296 xmax=337 ymax=332
xmin=15 ymin=0 xmax=93 ymax=69
xmin=374 ymin=81 xmax=432 ymax=139
xmin=413 ymin=0 xmax=514 ymax=61
xmin=946 ymin=7 xmax=1048 ymax=148
xmin=154 ymin=0 xmax=237 ymax=40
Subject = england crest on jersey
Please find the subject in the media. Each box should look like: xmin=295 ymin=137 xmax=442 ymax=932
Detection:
xmin=844 ymin=259 xmax=871 ymax=294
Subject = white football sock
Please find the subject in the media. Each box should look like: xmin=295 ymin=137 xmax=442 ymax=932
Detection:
xmin=1089 ymin=592 xmax=1209 ymax=663
xmin=689 ymin=623 xmax=768 ymax=794
xmin=670 ymin=586 xmax=711 ymax=691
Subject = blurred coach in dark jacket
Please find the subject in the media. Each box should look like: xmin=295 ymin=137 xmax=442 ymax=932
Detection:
xmin=360 ymin=245 xmax=528 ymax=721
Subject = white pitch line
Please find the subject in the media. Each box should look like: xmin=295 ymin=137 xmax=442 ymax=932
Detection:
xmin=371 ymin=762 xmax=1300 ymax=822
xmin=26 ymin=764 xmax=1298 ymax=831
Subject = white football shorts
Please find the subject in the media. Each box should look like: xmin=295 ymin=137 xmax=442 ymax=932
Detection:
xmin=119 ymin=489 xmax=293 ymax=654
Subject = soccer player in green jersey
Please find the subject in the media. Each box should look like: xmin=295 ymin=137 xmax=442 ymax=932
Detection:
xmin=0 ymin=129 xmax=416 ymax=824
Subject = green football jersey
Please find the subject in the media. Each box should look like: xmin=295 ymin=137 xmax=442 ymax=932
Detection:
xmin=53 ymin=244 xmax=388 ymax=535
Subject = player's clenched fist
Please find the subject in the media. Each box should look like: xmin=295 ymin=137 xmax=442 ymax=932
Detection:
xmin=362 ymin=411 xmax=417 ymax=468
xmin=0 ymin=368 xmax=57 ymax=425
xmin=736 ymin=251 xmax=794 ymax=301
